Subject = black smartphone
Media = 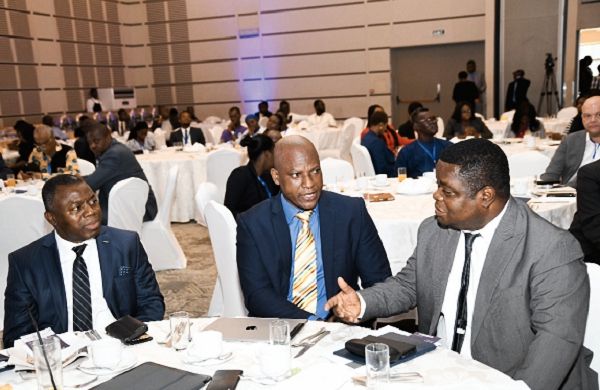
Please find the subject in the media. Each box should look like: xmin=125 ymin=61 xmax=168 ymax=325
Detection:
xmin=206 ymin=369 xmax=243 ymax=390
xmin=546 ymin=192 xmax=576 ymax=197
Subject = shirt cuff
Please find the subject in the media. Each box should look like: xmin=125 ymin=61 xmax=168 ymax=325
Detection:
xmin=357 ymin=292 xmax=366 ymax=320
xmin=308 ymin=315 xmax=323 ymax=321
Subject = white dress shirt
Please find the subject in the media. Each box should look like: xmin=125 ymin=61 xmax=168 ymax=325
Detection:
xmin=307 ymin=112 xmax=337 ymax=128
xmin=570 ymin=132 xmax=600 ymax=185
xmin=55 ymin=232 xmax=116 ymax=332
xmin=437 ymin=201 xmax=509 ymax=358
xmin=181 ymin=127 xmax=191 ymax=146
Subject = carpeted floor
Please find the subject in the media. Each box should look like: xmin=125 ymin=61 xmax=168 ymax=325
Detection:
xmin=156 ymin=222 xmax=217 ymax=318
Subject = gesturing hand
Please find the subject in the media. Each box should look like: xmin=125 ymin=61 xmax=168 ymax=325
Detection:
xmin=324 ymin=277 xmax=361 ymax=323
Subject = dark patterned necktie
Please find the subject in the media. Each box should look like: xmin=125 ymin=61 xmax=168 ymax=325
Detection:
xmin=451 ymin=233 xmax=480 ymax=353
xmin=72 ymin=244 xmax=93 ymax=331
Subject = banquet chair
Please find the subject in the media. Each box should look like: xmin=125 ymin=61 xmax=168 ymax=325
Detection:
xmin=350 ymin=139 xmax=375 ymax=177
xmin=210 ymin=125 xmax=224 ymax=144
xmin=500 ymin=110 xmax=516 ymax=122
xmin=556 ymin=106 xmax=578 ymax=121
xmin=435 ymin=117 xmax=445 ymax=138
xmin=344 ymin=117 xmax=365 ymax=139
xmin=153 ymin=128 xmax=167 ymax=149
xmin=318 ymin=121 xmax=358 ymax=163
xmin=201 ymin=126 xmax=215 ymax=145
xmin=321 ymin=158 xmax=355 ymax=185
xmin=475 ymin=112 xmax=485 ymax=120
xmin=204 ymin=116 xmax=222 ymax=125
xmin=0 ymin=196 xmax=52 ymax=330
xmin=204 ymin=201 xmax=248 ymax=317
xmin=194 ymin=182 xmax=220 ymax=227
xmin=107 ymin=177 xmax=148 ymax=236
xmin=584 ymin=263 xmax=600 ymax=374
xmin=78 ymin=159 xmax=96 ymax=176
xmin=206 ymin=148 xmax=242 ymax=203
xmin=141 ymin=165 xmax=187 ymax=270
xmin=507 ymin=152 xmax=551 ymax=179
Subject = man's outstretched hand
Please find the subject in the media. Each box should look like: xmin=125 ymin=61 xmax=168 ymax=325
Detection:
xmin=325 ymin=277 xmax=362 ymax=323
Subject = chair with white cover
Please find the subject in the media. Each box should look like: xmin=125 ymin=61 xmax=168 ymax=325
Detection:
xmin=206 ymin=148 xmax=242 ymax=203
xmin=500 ymin=110 xmax=516 ymax=122
xmin=141 ymin=165 xmax=187 ymax=270
xmin=584 ymin=263 xmax=600 ymax=374
xmin=201 ymin=126 xmax=215 ymax=145
xmin=204 ymin=116 xmax=222 ymax=125
xmin=204 ymin=201 xmax=248 ymax=317
xmin=78 ymin=159 xmax=96 ymax=176
xmin=318 ymin=121 xmax=358 ymax=163
xmin=556 ymin=106 xmax=578 ymax=121
xmin=344 ymin=117 xmax=365 ymax=138
xmin=435 ymin=117 xmax=445 ymax=138
xmin=107 ymin=177 xmax=148 ymax=236
xmin=507 ymin=151 xmax=551 ymax=179
xmin=210 ymin=124 xmax=224 ymax=144
xmin=0 ymin=197 xmax=52 ymax=330
xmin=475 ymin=112 xmax=485 ymax=120
xmin=153 ymin=128 xmax=167 ymax=149
xmin=194 ymin=182 xmax=220 ymax=226
xmin=321 ymin=158 xmax=355 ymax=185
xmin=350 ymin=138 xmax=375 ymax=177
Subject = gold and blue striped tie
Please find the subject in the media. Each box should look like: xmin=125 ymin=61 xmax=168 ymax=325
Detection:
xmin=292 ymin=211 xmax=318 ymax=313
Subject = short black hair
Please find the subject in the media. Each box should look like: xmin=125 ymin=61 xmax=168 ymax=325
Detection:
xmin=369 ymin=111 xmax=388 ymax=126
xmin=240 ymin=134 xmax=274 ymax=161
xmin=42 ymin=115 xmax=54 ymax=127
xmin=410 ymin=106 xmax=429 ymax=123
xmin=407 ymin=101 xmax=423 ymax=116
xmin=439 ymin=138 xmax=510 ymax=199
xmin=42 ymin=174 xmax=85 ymax=212
xmin=458 ymin=71 xmax=468 ymax=79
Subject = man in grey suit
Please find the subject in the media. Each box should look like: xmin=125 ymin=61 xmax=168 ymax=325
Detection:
xmin=541 ymin=94 xmax=600 ymax=188
xmin=326 ymin=139 xmax=595 ymax=390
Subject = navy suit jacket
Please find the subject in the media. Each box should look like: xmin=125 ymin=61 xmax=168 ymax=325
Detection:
xmin=3 ymin=226 xmax=165 ymax=347
xmin=169 ymin=127 xmax=205 ymax=146
xmin=236 ymin=191 xmax=392 ymax=319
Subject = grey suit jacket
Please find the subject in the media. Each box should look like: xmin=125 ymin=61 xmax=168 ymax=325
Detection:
xmin=360 ymin=198 xmax=595 ymax=390
xmin=540 ymin=130 xmax=586 ymax=187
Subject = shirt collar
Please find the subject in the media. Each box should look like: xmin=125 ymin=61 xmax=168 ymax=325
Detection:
xmin=280 ymin=194 xmax=319 ymax=225
xmin=462 ymin=199 xmax=509 ymax=240
xmin=54 ymin=231 xmax=96 ymax=263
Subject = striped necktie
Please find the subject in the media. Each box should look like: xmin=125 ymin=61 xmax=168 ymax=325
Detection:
xmin=72 ymin=244 xmax=93 ymax=332
xmin=291 ymin=210 xmax=318 ymax=313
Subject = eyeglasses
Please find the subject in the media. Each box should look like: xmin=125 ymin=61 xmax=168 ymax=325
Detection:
xmin=582 ymin=112 xmax=600 ymax=121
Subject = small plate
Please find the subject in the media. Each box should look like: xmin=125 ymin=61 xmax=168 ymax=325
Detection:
xmin=371 ymin=182 xmax=391 ymax=188
xmin=78 ymin=350 xmax=137 ymax=376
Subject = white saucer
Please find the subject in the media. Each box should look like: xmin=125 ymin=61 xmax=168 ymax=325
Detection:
xmin=371 ymin=182 xmax=391 ymax=188
xmin=78 ymin=350 xmax=137 ymax=376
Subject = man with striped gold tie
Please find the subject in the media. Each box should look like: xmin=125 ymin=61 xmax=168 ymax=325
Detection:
xmin=236 ymin=135 xmax=392 ymax=320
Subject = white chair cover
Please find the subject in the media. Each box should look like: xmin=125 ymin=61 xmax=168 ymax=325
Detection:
xmin=141 ymin=165 xmax=186 ymax=270
xmin=556 ymin=106 xmax=578 ymax=121
xmin=500 ymin=110 xmax=516 ymax=122
xmin=350 ymin=138 xmax=375 ymax=177
xmin=474 ymin=112 xmax=486 ymax=120
xmin=201 ymin=126 xmax=215 ymax=145
xmin=210 ymin=125 xmax=224 ymax=144
xmin=204 ymin=201 xmax=248 ymax=317
xmin=435 ymin=117 xmax=445 ymax=138
xmin=318 ymin=121 xmax=358 ymax=162
xmin=107 ymin=177 xmax=148 ymax=235
xmin=585 ymin=263 xmax=600 ymax=374
xmin=344 ymin=117 xmax=365 ymax=139
xmin=321 ymin=158 xmax=355 ymax=185
xmin=204 ymin=116 xmax=222 ymax=125
xmin=194 ymin=182 xmax=220 ymax=227
xmin=206 ymin=148 xmax=242 ymax=203
xmin=78 ymin=159 xmax=96 ymax=176
xmin=507 ymin=151 xmax=551 ymax=179
xmin=153 ymin=128 xmax=167 ymax=149
xmin=0 ymin=196 xmax=52 ymax=330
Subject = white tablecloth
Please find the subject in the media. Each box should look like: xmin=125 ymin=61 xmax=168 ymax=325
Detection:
xmin=496 ymin=139 xmax=560 ymax=159
xmin=0 ymin=319 xmax=526 ymax=389
xmin=483 ymin=118 xmax=570 ymax=139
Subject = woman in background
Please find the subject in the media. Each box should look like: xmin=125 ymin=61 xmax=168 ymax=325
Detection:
xmin=444 ymin=101 xmax=492 ymax=140
xmin=127 ymin=122 xmax=155 ymax=152
xmin=505 ymin=99 xmax=545 ymax=138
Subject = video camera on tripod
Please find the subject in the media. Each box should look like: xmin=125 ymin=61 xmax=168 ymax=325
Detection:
xmin=545 ymin=53 xmax=557 ymax=75
xmin=538 ymin=53 xmax=561 ymax=115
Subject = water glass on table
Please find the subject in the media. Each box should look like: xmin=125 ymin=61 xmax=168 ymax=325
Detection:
xmin=5 ymin=173 xmax=15 ymax=188
xmin=169 ymin=311 xmax=190 ymax=350
xmin=365 ymin=343 xmax=390 ymax=389
xmin=397 ymin=167 xmax=407 ymax=182
xmin=32 ymin=336 xmax=63 ymax=390
xmin=259 ymin=320 xmax=291 ymax=381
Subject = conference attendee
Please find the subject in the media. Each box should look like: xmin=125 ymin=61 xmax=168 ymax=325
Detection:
xmin=225 ymin=135 xmax=279 ymax=217
xmin=0 ymin=154 xmax=12 ymax=180
xmin=161 ymin=107 xmax=179 ymax=142
xmin=74 ymin=118 xmax=96 ymax=166
xmin=254 ymin=100 xmax=272 ymax=120
xmin=42 ymin=115 xmax=68 ymax=140
xmin=126 ymin=122 xmax=155 ymax=153
xmin=444 ymin=101 xmax=492 ymax=140
xmin=86 ymin=88 xmax=103 ymax=114
xmin=466 ymin=59 xmax=486 ymax=113
xmin=326 ymin=139 xmax=595 ymax=390
xmin=579 ymin=56 xmax=593 ymax=95
xmin=23 ymin=125 xmax=79 ymax=176
xmin=592 ymin=65 xmax=600 ymax=90
xmin=504 ymin=69 xmax=530 ymax=111
xmin=240 ymin=114 xmax=260 ymax=138
xmin=360 ymin=105 xmax=411 ymax=154
xmin=3 ymin=174 xmax=165 ymax=348
xmin=279 ymin=100 xmax=306 ymax=125
xmin=542 ymin=96 xmax=600 ymax=187
xmin=169 ymin=110 xmax=205 ymax=147
xmin=112 ymin=108 xmax=132 ymax=137
xmin=307 ymin=99 xmax=336 ymax=128
xmin=395 ymin=107 xmax=452 ymax=178
xmin=185 ymin=105 xmax=200 ymax=123
xmin=397 ymin=101 xmax=423 ymax=139
xmin=8 ymin=119 xmax=35 ymax=174
xmin=220 ymin=106 xmax=245 ymax=143
xmin=84 ymin=121 xmax=158 ymax=225
xmin=570 ymin=158 xmax=600 ymax=263
xmin=504 ymin=99 xmax=545 ymax=139
xmin=236 ymin=136 xmax=391 ymax=319
xmin=452 ymin=71 xmax=479 ymax=107
xmin=361 ymin=111 xmax=396 ymax=177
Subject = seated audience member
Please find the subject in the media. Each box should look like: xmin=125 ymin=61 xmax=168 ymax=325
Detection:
xmin=263 ymin=128 xmax=283 ymax=144
xmin=8 ymin=119 xmax=35 ymax=174
xmin=3 ymin=174 xmax=164 ymax=347
xmin=571 ymin=159 xmax=600 ymax=263
xmin=504 ymin=99 xmax=545 ymax=138
xmin=127 ymin=122 xmax=155 ymax=153
xmin=242 ymin=114 xmax=260 ymax=138
xmin=143 ymin=112 xmax=160 ymax=131
xmin=86 ymin=88 xmax=103 ymax=113
xmin=266 ymin=113 xmax=285 ymax=132
xmin=541 ymin=95 xmax=600 ymax=187
xmin=254 ymin=100 xmax=272 ymax=121
xmin=84 ymin=121 xmax=158 ymax=225
xmin=444 ymin=101 xmax=492 ymax=140
xmin=0 ymin=154 xmax=12 ymax=180
xmin=397 ymin=101 xmax=423 ymax=139
xmin=169 ymin=110 xmax=205 ymax=147
xmin=395 ymin=107 xmax=452 ymax=178
xmin=452 ymin=71 xmax=479 ymax=107
xmin=236 ymin=136 xmax=391 ymax=319
xmin=326 ymin=139 xmax=595 ymax=390
xmin=23 ymin=125 xmax=79 ymax=176
xmin=567 ymin=92 xmax=600 ymax=133
xmin=307 ymin=99 xmax=337 ymax=128
xmin=361 ymin=111 xmax=396 ymax=177
xmin=225 ymin=135 xmax=279 ymax=217
xmin=74 ymin=117 xmax=96 ymax=166
xmin=361 ymin=105 xmax=412 ymax=154
xmin=42 ymin=115 xmax=68 ymax=140
xmin=221 ymin=106 xmax=246 ymax=143
xmin=186 ymin=105 xmax=200 ymax=123
xmin=279 ymin=100 xmax=307 ymax=125
xmin=111 ymin=108 xmax=133 ymax=137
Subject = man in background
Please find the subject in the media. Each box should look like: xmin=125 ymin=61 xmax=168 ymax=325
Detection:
xmin=504 ymin=69 xmax=530 ymax=111
xmin=307 ymin=99 xmax=337 ymax=128
xmin=466 ymin=60 xmax=486 ymax=114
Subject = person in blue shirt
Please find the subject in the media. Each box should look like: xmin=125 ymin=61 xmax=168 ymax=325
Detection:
xmin=361 ymin=110 xmax=396 ymax=177
xmin=236 ymin=136 xmax=391 ymax=320
xmin=395 ymin=107 xmax=452 ymax=178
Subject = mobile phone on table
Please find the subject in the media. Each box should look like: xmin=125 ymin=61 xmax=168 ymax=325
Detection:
xmin=206 ymin=369 xmax=243 ymax=390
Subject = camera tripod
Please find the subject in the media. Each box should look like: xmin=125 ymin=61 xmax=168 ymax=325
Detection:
xmin=537 ymin=67 xmax=561 ymax=116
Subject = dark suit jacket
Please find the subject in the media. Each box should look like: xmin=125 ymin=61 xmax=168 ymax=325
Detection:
xmin=3 ymin=226 xmax=165 ymax=347
xmin=236 ymin=191 xmax=392 ymax=319
xmin=540 ymin=130 xmax=586 ymax=188
xmin=452 ymin=80 xmax=479 ymax=105
xmin=84 ymin=140 xmax=157 ymax=225
xmin=74 ymin=136 xmax=96 ymax=166
xmin=570 ymin=159 xmax=600 ymax=263
xmin=224 ymin=163 xmax=279 ymax=218
xmin=504 ymin=77 xmax=530 ymax=111
xmin=361 ymin=130 xmax=396 ymax=177
xmin=169 ymin=127 xmax=205 ymax=146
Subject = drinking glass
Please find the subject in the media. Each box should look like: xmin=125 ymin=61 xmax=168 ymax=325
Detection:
xmin=397 ymin=167 xmax=407 ymax=182
xmin=5 ymin=173 xmax=15 ymax=187
xmin=365 ymin=343 xmax=389 ymax=389
xmin=259 ymin=320 xmax=291 ymax=381
xmin=32 ymin=336 xmax=63 ymax=390
xmin=169 ymin=311 xmax=190 ymax=350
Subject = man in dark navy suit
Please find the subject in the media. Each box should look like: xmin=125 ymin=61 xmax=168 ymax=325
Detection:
xmin=236 ymin=135 xmax=391 ymax=320
xmin=3 ymin=174 xmax=164 ymax=347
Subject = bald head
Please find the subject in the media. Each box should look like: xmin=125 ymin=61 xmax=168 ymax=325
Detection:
xmin=273 ymin=135 xmax=319 ymax=170
xmin=583 ymin=96 xmax=600 ymax=140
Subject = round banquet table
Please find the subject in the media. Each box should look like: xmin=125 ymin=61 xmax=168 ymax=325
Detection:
xmin=285 ymin=127 xmax=341 ymax=151
xmin=495 ymin=138 xmax=560 ymax=159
